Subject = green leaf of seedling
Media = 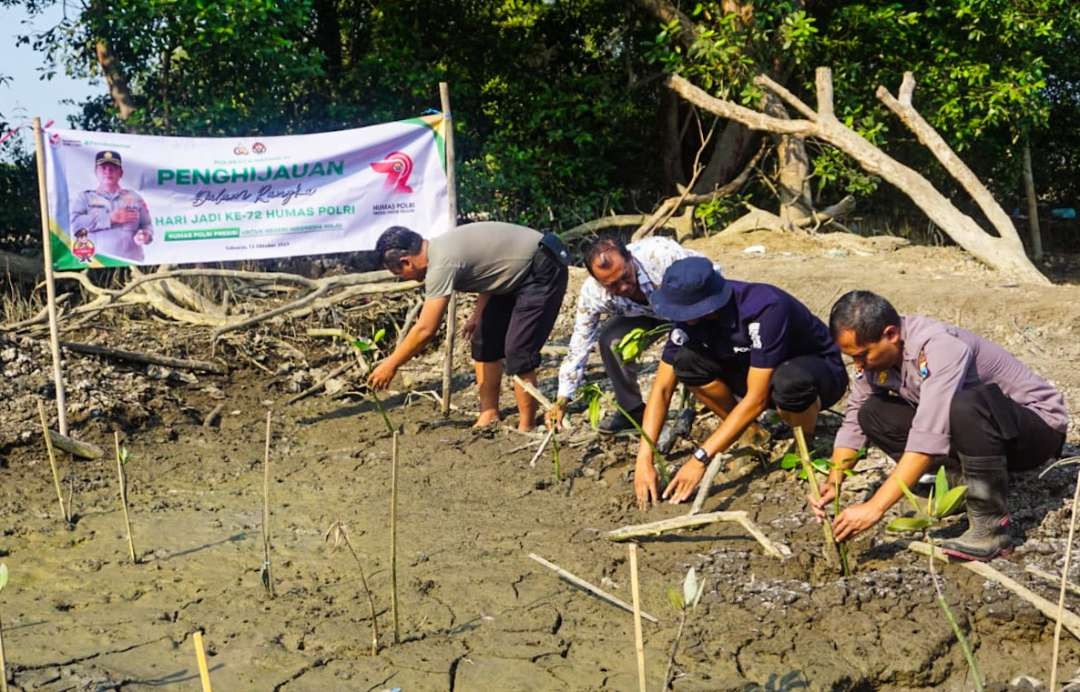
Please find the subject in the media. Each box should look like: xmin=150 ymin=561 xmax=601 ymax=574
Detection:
xmin=691 ymin=575 xmax=706 ymax=609
xmin=810 ymin=458 xmax=830 ymax=475
xmin=352 ymin=338 xmax=375 ymax=353
xmin=934 ymin=465 xmax=950 ymax=504
xmin=0 ymin=562 xmax=8 ymax=592
xmin=667 ymin=585 xmax=685 ymax=611
xmin=934 ymin=486 xmax=967 ymax=518
xmin=617 ymin=328 xmax=646 ymax=353
xmin=587 ymin=396 xmax=602 ymax=430
xmin=780 ymin=453 xmax=800 ymax=470
xmin=119 ymin=446 xmax=130 ymax=465
xmin=682 ymin=567 xmax=698 ymax=607
xmin=886 ymin=516 xmax=932 ymax=533
xmin=895 ymin=477 xmax=924 ymax=515
xmin=373 ymin=328 xmax=386 ymax=344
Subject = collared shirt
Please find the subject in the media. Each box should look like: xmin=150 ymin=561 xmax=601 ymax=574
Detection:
xmin=70 ymin=187 xmax=153 ymax=262
xmin=834 ymin=315 xmax=1069 ymax=455
xmin=660 ymin=279 xmax=840 ymax=374
xmin=556 ymin=236 xmax=713 ymax=400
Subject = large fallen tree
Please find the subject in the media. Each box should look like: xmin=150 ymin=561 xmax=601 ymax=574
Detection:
xmin=666 ymin=67 xmax=1049 ymax=285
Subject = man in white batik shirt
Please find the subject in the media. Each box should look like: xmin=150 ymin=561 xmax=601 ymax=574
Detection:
xmin=545 ymin=235 xmax=720 ymax=434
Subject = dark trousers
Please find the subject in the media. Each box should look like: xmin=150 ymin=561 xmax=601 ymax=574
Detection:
xmin=597 ymin=315 xmax=667 ymax=413
xmin=857 ymin=383 xmax=1065 ymax=470
xmin=471 ymin=245 xmax=568 ymax=375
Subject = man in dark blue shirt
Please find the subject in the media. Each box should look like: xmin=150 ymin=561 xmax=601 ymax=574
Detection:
xmin=633 ymin=256 xmax=848 ymax=508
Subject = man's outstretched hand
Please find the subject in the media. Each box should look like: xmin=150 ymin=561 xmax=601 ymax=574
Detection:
xmin=662 ymin=459 xmax=706 ymax=504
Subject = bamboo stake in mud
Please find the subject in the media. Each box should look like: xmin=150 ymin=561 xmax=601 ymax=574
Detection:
xmin=390 ymin=431 xmax=401 ymax=644
xmin=527 ymin=553 xmax=659 ymax=623
xmin=113 ymin=432 xmax=137 ymax=563
xmin=1050 ymin=469 xmax=1080 ymax=690
xmin=32 ymin=117 xmax=68 ymax=437
xmin=793 ymin=427 xmax=839 ymax=568
xmin=36 ymin=400 xmax=69 ymax=523
xmin=260 ymin=411 xmax=274 ymax=598
xmin=1 ymin=562 xmax=9 ymax=692
xmin=192 ymin=630 xmax=213 ymax=692
xmin=628 ymin=544 xmax=647 ymax=692
xmin=439 ymin=82 xmax=459 ymax=416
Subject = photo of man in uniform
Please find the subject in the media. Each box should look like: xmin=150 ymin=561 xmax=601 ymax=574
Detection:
xmin=69 ymin=150 xmax=154 ymax=263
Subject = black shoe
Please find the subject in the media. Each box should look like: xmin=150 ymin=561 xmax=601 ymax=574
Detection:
xmin=598 ymin=406 xmax=644 ymax=435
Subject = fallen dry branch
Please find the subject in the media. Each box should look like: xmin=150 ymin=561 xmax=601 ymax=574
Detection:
xmin=906 ymin=541 xmax=1080 ymax=641
xmin=1025 ymin=565 xmax=1080 ymax=598
xmin=607 ymin=511 xmax=790 ymax=559
xmin=666 ymin=69 xmax=1047 ymax=284
xmin=717 ymin=195 xmax=855 ymax=237
xmin=47 ymin=429 xmax=104 ymax=460
xmin=60 ymin=341 xmax=226 ymax=374
xmin=287 ymin=361 xmax=358 ymax=405
xmin=512 ymin=375 xmax=553 ymax=411
xmin=528 ymin=552 xmax=660 ymax=623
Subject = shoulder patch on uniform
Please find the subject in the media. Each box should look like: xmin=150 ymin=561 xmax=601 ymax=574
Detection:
xmin=918 ymin=350 xmax=930 ymax=379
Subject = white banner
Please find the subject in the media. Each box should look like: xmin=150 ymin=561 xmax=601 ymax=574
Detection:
xmin=44 ymin=117 xmax=450 ymax=269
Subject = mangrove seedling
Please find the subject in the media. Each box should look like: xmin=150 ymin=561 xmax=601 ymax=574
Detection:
xmin=325 ymin=521 xmax=380 ymax=655
xmin=663 ymin=566 xmax=706 ymax=690
xmin=886 ymin=468 xmax=981 ymax=690
xmin=113 ymin=434 xmax=137 ymax=563
xmin=312 ymin=327 xmax=397 ymax=434
xmin=793 ymin=428 xmax=845 ymax=571
xmin=0 ymin=563 xmax=8 ymax=692
xmin=578 ymin=383 xmax=672 ymax=486
xmin=613 ymin=324 xmax=672 ymax=364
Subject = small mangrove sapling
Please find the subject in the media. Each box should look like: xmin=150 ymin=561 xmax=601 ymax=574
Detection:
xmin=113 ymin=434 xmax=137 ymax=563
xmin=0 ymin=563 xmax=8 ymax=692
xmin=578 ymin=383 xmax=672 ymax=486
xmin=325 ymin=521 xmax=380 ymax=655
xmin=310 ymin=327 xmax=397 ymax=434
xmin=886 ymin=468 xmax=981 ymax=690
xmin=663 ymin=566 xmax=706 ymax=690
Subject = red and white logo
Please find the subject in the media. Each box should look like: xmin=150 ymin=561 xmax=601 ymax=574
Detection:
xmin=370 ymin=151 xmax=414 ymax=194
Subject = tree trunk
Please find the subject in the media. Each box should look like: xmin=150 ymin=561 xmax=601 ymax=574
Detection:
xmin=659 ymin=90 xmax=684 ymax=193
xmin=763 ymin=93 xmax=813 ymax=227
xmin=95 ymin=40 xmax=136 ymax=121
xmin=665 ymin=70 xmax=1049 ymax=285
xmin=1022 ymin=138 xmax=1043 ymax=260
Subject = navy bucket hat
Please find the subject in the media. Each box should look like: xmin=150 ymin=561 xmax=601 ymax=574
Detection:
xmin=650 ymin=256 xmax=733 ymax=321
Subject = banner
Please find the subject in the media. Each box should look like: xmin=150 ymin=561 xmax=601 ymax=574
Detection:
xmin=44 ymin=117 xmax=450 ymax=269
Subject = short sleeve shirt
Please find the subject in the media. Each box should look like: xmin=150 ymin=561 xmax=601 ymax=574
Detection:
xmin=424 ymin=221 xmax=542 ymax=298
xmin=662 ymin=280 xmax=838 ymax=372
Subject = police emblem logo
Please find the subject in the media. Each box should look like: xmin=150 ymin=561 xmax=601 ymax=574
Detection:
xmin=877 ymin=371 xmax=889 ymax=385
xmin=252 ymin=142 xmax=267 ymax=154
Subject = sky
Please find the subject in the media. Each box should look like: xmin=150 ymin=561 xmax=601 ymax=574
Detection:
xmin=0 ymin=3 xmax=98 ymax=152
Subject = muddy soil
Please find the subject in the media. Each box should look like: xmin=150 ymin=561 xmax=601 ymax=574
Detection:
xmin=2 ymin=230 xmax=1080 ymax=691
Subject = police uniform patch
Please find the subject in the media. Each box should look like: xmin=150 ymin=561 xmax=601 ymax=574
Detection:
xmin=918 ymin=350 xmax=930 ymax=379
xmin=877 ymin=371 xmax=889 ymax=385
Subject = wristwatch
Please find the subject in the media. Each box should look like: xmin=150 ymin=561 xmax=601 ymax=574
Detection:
xmin=692 ymin=447 xmax=711 ymax=464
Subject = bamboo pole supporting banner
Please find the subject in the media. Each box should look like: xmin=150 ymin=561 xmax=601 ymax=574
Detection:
xmin=390 ymin=431 xmax=401 ymax=644
xmin=192 ymin=631 xmax=213 ymax=692
xmin=114 ymin=432 xmax=137 ymax=563
xmin=527 ymin=552 xmax=659 ymax=623
xmin=37 ymin=400 xmax=69 ymax=523
xmin=439 ymin=82 xmax=459 ymax=416
xmin=628 ymin=544 xmax=647 ymax=692
xmin=32 ymin=118 xmax=68 ymax=436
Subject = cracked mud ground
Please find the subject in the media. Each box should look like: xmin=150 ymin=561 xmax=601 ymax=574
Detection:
xmin=2 ymin=230 xmax=1080 ymax=690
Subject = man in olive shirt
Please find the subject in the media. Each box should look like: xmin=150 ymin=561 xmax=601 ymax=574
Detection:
xmin=369 ymin=222 xmax=568 ymax=430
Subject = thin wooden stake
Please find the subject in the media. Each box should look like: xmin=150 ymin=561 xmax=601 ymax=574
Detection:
xmin=113 ymin=432 xmax=137 ymax=563
xmin=628 ymin=544 xmax=647 ymax=692
xmin=0 ymin=612 xmax=8 ymax=692
xmin=261 ymin=411 xmax=274 ymax=598
xmin=528 ymin=552 xmax=659 ymax=623
xmin=192 ymin=631 xmax=213 ymax=692
xmin=36 ymin=400 xmax=69 ymax=523
xmin=793 ymin=427 xmax=839 ymax=568
xmin=439 ymin=82 xmax=459 ymax=416
xmin=1050 ymin=469 xmax=1080 ymax=690
xmin=32 ymin=118 xmax=68 ymax=437
xmin=390 ymin=431 xmax=401 ymax=644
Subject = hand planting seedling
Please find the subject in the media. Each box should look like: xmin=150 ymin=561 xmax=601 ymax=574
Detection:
xmin=886 ymin=468 xmax=981 ymax=690
xmin=311 ymin=327 xmax=397 ymax=434
xmin=663 ymin=566 xmax=706 ymax=690
xmin=783 ymin=446 xmax=864 ymax=575
xmin=579 ymin=383 xmax=672 ymax=486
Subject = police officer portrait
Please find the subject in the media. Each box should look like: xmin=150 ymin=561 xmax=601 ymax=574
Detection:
xmin=69 ymin=150 xmax=155 ymax=263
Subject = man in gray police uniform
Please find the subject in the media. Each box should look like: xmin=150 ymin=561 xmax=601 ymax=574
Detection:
xmin=70 ymin=150 xmax=154 ymax=263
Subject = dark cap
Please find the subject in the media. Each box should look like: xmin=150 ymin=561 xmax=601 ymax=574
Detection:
xmin=649 ymin=256 xmax=733 ymax=321
xmin=95 ymin=150 xmax=122 ymax=167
